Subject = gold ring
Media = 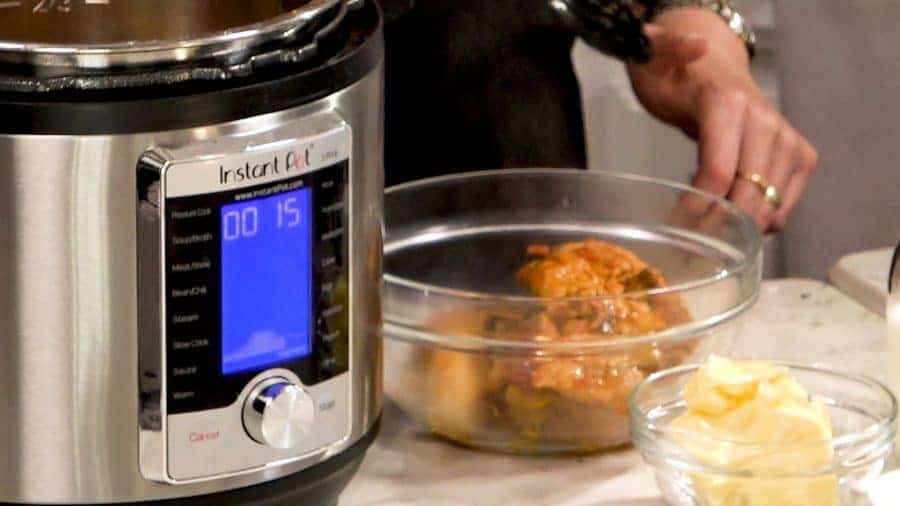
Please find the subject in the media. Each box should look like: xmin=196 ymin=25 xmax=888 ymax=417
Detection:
xmin=738 ymin=172 xmax=782 ymax=210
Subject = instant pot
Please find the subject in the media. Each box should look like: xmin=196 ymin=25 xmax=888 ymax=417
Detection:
xmin=0 ymin=0 xmax=383 ymax=504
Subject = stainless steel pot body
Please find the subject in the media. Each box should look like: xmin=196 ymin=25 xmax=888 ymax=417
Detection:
xmin=0 ymin=63 xmax=383 ymax=504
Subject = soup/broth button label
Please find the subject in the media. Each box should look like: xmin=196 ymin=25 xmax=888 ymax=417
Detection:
xmin=171 ymin=233 xmax=214 ymax=246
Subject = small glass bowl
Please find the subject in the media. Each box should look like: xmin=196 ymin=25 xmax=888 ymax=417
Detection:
xmin=630 ymin=362 xmax=898 ymax=506
xmin=383 ymin=169 xmax=762 ymax=455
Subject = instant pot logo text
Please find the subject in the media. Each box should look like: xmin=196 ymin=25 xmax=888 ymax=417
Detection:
xmin=218 ymin=148 xmax=311 ymax=185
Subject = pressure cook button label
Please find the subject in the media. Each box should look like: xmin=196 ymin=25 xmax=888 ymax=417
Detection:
xmin=170 ymin=208 xmax=212 ymax=220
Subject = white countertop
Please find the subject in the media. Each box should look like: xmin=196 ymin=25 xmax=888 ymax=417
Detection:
xmin=829 ymin=248 xmax=894 ymax=317
xmin=342 ymin=279 xmax=887 ymax=506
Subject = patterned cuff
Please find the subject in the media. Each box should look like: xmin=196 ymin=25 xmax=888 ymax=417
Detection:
xmin=640 ymin=0 xmax=756 ymax=59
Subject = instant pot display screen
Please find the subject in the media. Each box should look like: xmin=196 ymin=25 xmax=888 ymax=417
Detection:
xmin=220 ymin=188 xmax=313 ymax=375
xmin=161 ymin=159 xmax=349 ymax=415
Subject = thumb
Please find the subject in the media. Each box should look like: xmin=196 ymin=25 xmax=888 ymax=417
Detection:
xmin=644 ymin=23 xmax=707 ymax=74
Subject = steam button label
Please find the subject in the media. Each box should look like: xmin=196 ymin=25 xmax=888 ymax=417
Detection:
xmin=172 ymin=314 xmax=200 ymax=324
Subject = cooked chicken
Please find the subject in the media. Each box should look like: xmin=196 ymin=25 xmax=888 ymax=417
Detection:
xmin=423 ymin=239 xmax=695 ymax=452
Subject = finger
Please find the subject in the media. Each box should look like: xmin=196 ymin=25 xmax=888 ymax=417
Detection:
xmin=693 ymin=84 xmax=746 ymax=198
xmin=644 ymin=23 xmax=707 ymax=74
xmin=697 ymin=200 xmax=736 ymax=235
xmin=672 ymin=187 xmax=713 ymax=228
xmin=671 ymin=188 xmax=732 ymax=237
xmin=764 ymin=128 xmax=800 ymax=231
xmin=732 ymin=105 xmax=781 ymax=229
xmin=767 ymin=128 xmax=799 ymax=192
xmin=772 ymin=139 xmax=819 ymax=229
xmin=728 ymin=180 xmax=765 ymax=229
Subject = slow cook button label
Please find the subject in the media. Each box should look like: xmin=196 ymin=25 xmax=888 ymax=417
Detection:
xmin=172 ymin=338 xmax=210 ymax=350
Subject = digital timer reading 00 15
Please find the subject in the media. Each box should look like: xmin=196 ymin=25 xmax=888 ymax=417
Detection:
xmin=220 ymin=187 xmax=314 ymax=375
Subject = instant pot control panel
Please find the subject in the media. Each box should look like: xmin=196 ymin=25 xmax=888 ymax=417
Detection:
xmin=137 ymin=116 xmax=353 ymax=483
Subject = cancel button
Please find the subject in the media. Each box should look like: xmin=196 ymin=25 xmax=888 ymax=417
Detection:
xmin=189 ymin=429 xmax=220 ymax=443
xmin=168 ymin=415 xmax=227 ymax=480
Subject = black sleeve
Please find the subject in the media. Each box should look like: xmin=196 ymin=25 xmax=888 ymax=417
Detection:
xmin=553 ymin=0 xmax=652 ymax=63
xmin=377 ymin=0 xmax=415 ymax=22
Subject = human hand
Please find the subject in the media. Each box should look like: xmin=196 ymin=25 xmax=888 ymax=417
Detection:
xmin=626 ymin=7 xmax=818 ymax=231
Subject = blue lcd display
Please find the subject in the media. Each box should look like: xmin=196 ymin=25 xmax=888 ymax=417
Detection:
xmin=220 ymin=188 xmax=313 ymax=375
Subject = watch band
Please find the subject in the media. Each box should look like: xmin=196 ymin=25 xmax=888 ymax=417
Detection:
xmin=645 ymin=0 xmax=757 ymax=59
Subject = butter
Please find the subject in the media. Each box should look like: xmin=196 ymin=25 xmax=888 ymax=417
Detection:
xmin=670 ymin=355 xmax=839 ymax=506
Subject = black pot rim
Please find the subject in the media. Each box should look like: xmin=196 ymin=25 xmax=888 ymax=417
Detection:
xmin=0 ymin=0 xmax=382 ymax=136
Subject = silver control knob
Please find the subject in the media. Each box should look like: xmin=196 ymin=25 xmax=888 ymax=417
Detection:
xmin=243 ymin=379 xmax=315 ymax=450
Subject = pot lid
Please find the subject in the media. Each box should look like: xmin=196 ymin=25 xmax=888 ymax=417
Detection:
xmin=0 ymin=0 xmax=343 ymax=71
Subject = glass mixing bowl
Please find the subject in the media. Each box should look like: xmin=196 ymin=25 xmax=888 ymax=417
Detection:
xmin=383 ymin=169 xmax=762 ymax=455
xmin=631 ymin=363 xmax=897 ymax=505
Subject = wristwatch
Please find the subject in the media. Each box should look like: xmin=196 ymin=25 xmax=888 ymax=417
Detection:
xmin=645 ymin=0 xmax=757 ymax=58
